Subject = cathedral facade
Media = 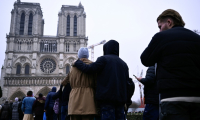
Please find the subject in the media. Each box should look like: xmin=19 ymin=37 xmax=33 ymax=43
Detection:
xmin=0 ymin=0 xmax=88 ymax=101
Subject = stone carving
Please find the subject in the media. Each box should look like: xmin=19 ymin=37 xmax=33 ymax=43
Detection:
xmin=29 ymin=55 xmax=32 ymax=59
xmin=20 ymin=57 xmax=26 ymax=63
xmin=40 ymin=58 xmax=56 ymax=74
xmin=13 ymin=55 xmax=18 ymax=58
xmin=69 ymin=58 xmax=74 ymax=64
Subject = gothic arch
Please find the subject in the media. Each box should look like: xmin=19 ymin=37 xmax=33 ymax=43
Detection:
xmin=9 ymin=90 xmax=26 ymax=100
xmin=27 ymin=9 xmax=36 ymax=16
xmin=36 ymin=86 xmax=51 ymax=97
xmin=18 ymin=9 xmax=26 ymax=16
xmin=64 ymin=63 xmax=71 ymax=74
xmin=14 ymin=62 xmax=22 ymax=68
xmin=64 ymin=56 xmax=76 ymax=65
xmin=13 ymin=56 xmax=32 ymax=67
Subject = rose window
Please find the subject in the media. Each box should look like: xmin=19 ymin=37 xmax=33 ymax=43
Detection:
xmin=40 ymin=58 xmax=56 ymax=73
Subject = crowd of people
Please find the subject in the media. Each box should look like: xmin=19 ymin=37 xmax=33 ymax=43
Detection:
xmin=1 ymin=8 xmax=200 ymax=120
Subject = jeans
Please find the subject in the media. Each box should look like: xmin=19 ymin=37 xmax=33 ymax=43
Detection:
xmin=100 ymin=103 xmax=125 ymax=120
xmin=61 ymin=105 xmax=69 ymax=120
xmin=143 ymin=104 xmax=159 ymax=120
xmin=160 ymin=101 xmax=200 ymax=120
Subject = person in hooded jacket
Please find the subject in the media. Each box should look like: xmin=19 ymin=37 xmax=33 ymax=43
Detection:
xmin=32 ymin=93 xmax=46 ymax=120
xmin=74 ymin=40 xmax=129 ymax=120
xmin=44 ymin=87 xmax=57 ymax=120
xmin=0 ymin=100 xmax=11 ymax=120
xmin=12 ymin=97 xmax=19 ymax=120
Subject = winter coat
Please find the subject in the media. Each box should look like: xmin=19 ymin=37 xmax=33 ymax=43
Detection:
xmin=18 ymin=101 xmax=24 ymax=119
xmin=140 ymin=66 xmax=159 ymax=105
xmin=1 ymin=103 xmax=11 ymax=120
xmin=21 ymin=97 xmax=36 ymax=114
xmin=12 ymin=101 xmax=19 ymax=120
xmin=32 ymin=97 xmax=45 ymax=116
xmin=74 ymin=40 xmax=129 ymax=104
xmin=66 ymin=58 xmax=97 ymax=115
xmin=141 ymin=26 xmax=200 ymax=99
xmin=44 ymin=87 xmax=57 ymax=110
xmin=53 ymin=84 xmax=71 ymax=106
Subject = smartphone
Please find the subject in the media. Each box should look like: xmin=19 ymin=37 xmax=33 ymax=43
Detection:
xmin=133 ymin=74 xmax=137 ymax=78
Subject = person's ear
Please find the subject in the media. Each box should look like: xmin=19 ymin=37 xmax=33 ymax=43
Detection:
xmin=167 ymin=19 xmax=173 ymax=27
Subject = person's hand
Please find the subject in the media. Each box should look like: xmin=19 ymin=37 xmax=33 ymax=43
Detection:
xmin=133 ymin=75 xmax=142 ymax=81
xmin=136 ymin=77 xmax=142 ymax=81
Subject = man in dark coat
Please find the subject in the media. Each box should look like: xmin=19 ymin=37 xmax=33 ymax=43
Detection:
xmin=140 ymin=9 xmax=200 ymax=120
xmin=32 ymin=93 xmax=45 ymax=120
xmin=74 ymin=40 xmax=129 ymax=120
xmin=44 ymin=87 xmax=57 ymax=120
xmin=52 ymin=83 xmax=71 ymax=120
xmin=1 ymin=100 xmax=11 ymax=120
xmin=135 ymin=66 xmax=159 ymax=120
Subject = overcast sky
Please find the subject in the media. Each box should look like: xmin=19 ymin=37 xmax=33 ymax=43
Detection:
xmin=0 ymin=0 xmax=200 ymax=101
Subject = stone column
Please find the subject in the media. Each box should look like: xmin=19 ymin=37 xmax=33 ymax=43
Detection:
xmin=10 ymin=9 xmax=16 ymax=35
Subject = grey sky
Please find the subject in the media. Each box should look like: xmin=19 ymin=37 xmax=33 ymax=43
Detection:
xmin=0 ymin=0 xmax=200 ymax=101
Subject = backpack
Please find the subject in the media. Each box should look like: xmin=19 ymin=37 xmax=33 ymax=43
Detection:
xmin=53 ymin=98 xmax=59 ymax=114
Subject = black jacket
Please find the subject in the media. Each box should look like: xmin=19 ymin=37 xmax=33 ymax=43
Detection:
xmin=53 ymin=83 xmax=71 ymax=106
xmin=140 ymin=66 xmax=159 ymax=105
xmin=32 ymin=97 xmax=45 ymax=116
xmin=141 ymin=26 xmax=200 ymax=99
xmin=74 ymin=40 xmax=129 ymax=104
xmin=1 ymin=103 xmax=11 ymax=119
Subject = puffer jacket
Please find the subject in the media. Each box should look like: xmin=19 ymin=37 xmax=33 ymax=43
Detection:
xmin=141 ymin=26 xmax=200 ymax=99
xmin=140 ymin=66 xmax=159 ymax=105
xmin=44 ymin=87 xmax=57 ymax=109
xmin=12 ymin=101 xmax=19 ymax=120
xmin=75 ymin=40 xmax=129 ymax=104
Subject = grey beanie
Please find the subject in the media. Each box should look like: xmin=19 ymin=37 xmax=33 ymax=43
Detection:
xmin=78 ymin=47 xmax=89 ymax=59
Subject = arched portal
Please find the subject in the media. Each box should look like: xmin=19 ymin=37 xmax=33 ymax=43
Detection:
xmin=36 ymin=86 xmax=51 ymax=97
xmin=9 ymin=90 xmax=26 ymax=101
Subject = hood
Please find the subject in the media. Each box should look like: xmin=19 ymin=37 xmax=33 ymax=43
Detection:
xmin=51 ymin=87 xmax=57 ymax=92
xmin=37 ymin=97 xmax=45 ymax=103
xmin=103 ymin=40 xmax=119 ymax=56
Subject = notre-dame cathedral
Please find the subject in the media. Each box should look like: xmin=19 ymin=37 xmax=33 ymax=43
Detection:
xmin=0 ymin=0 xmax=88 ymax=102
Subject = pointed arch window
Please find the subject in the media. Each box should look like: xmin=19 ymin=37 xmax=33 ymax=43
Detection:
xmin=66 ymin=43 xmax=70 ymax=52
xmin=18 ymin=41 xmax=22 ymax=50
xmin=25 ymin=64 xmax=30 ymax=75
xmin=16 ymin=64 xmax=21 ymax=75
xmin=66 ymin=65 xmax=70 ymax=74
xmin=67 ymin=15 xmax=70 ymax=36
xmin=74 ymin=15 xmax=77 ymax=36
xmin=19 ymin=12 xmax=25 ymax=35
xmin=28 ymin=13 xmax=33 ymax=35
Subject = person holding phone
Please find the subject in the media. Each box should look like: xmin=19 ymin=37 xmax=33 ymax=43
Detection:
xmin=134 ymin=66 xmax=159 ymax=120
